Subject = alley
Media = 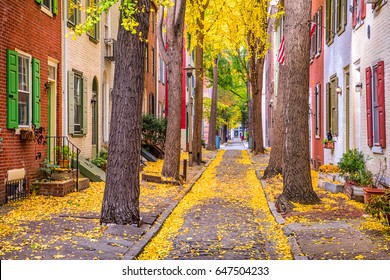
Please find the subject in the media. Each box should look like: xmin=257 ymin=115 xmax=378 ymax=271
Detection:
xmin=138 ymin=148 xmax=291 ymax=260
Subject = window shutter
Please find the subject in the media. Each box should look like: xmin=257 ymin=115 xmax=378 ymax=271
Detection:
xmin=68 ymin=71 xmax=75 ymax=135
xmin=377 ymin=61 xmax=386 ymax=148
xmin=336 ymin=0 xmax=341 ymax=32
xmin=82 ymin=77 xmax=88 ymax=135
xmin=326 ymin=82 xmax=330 ymax=134
xmin=326 ymin=0 xmax=330 ymax=43
xmin=334 ymin=77 xmax=338 ymax=136
xmin=6 ymin=49 xmax=19 ymax=129
xmin=52 ymin=0 xmax=58 ymax=15
xmin=318 ymin=7 xmax=322 ymax=53
xmin=32 ymin=58 xmax=41 ymax=128
xmin=35 ymin=0 xmax=43 ymax=4
xmin=343 ymin=0 xmax=347 ymax=27
xmin=352 ymin=0 xmax=357 ymax=28
xmin=331 ymin=0 xmax=335 ymax=40
xmin=360 ymin=0 xmax=366 ymax=19
xmin=365 ymin=67 xmax=373 ymax=147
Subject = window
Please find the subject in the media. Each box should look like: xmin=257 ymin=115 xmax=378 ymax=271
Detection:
xmin=352 ymin=0 xmax=366 ymax=29
xmin=315 ymin=83 xmax=321 ymax=137
xmin=372 ymin=0 xmax=388 ymax=10
xmin=68 ymin=0 xmax=81 ymax=26
xmin=35 ymin=0 xmax=58 ymax=15
xmin=149 ymin=93 xmax=155 ymax=115
xmin=365 ymin=62 xmax=385 ymax=148
xmin=6 ymin=49 xmax=41 ymax=129
xmin=68 ymin=71 xmax=87 ymax=135
xmin=145 ymin=43 xmax=149 ymax=72
xmin=326 ymin=0 xmax=335 ymax=45
xmin=310 ymin=7 xmax=322 ymax=59
xmin=336 ymin=0 xmax=347 ymax=34
xmin=159 ymin=56 xmax=166 ymax=84
xmin=18 ymin=55 xmax=30 ymax=126
xmin=87 ymin=0 xmax=100 ymax=42
xmin=151 ymin=48 xmax=155 ymax=77
xmin=326 ymin=75 xmax=339 ymax=136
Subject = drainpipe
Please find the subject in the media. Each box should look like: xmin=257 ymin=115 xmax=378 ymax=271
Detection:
xmin=63 ymin=0 xmax=68 ymax=137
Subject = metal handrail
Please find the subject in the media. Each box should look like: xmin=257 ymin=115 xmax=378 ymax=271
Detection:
xmin=46 ymin=136 xmax=81 ymax=191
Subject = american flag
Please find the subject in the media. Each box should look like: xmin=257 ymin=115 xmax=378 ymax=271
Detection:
xmin=310 ymin=21 xmax=317 ymax=38
xmin=277 ymin=36 xmax=285 ymax=65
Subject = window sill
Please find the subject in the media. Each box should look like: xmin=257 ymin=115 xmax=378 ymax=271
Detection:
xmin=40 ymin=6 xmax=53 ymax=18
xmin=354 ymin=21 xmax=364 ymax=31
xmin=70 ymin=133 xmax=84 ymax=138
xmin=337 ymin=27 xmax=345 ymax=37
xmin=88 ymin=36 xmax=99 ymax=44
xmin=372 ymin=146 xmax=384 ymax=154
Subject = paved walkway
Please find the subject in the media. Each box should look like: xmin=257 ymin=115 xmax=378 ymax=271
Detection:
xmin=138 ymin=149 xmax=289 ymax=260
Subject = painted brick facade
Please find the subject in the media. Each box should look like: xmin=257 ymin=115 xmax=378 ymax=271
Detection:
xmin=0 ymin=1 xmax=62 ymax=204
xmin=351 ymin=3 xmax=390 ymax=181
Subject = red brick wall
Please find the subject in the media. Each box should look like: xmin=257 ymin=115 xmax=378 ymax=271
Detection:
xmin=0 ymin=1 xmax=62 ymax=203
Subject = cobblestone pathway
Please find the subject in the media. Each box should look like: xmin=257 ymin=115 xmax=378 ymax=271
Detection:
xmin=139 ymin=148 xmax=288 ymax=260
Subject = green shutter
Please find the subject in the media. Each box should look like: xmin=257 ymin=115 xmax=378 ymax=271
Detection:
xmin=35 ymin=0 xmax=43 ymax=4
xmin=6 ymin=49 xmax=19 ymax=129
xmin=52 ymin=0 xmax=58 ymax=15
xmin=68 ymin=71 xmax=75 ymax=135
xmin=82 ymin=77 xmax=88 ymax=135
xmin=32 ymin=58 xmax=41 ymax=128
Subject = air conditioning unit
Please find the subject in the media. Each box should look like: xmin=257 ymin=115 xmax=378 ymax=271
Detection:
xmin=365 ymin=0 xmax=378 ymax=4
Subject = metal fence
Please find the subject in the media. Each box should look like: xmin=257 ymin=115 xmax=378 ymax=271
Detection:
xmin=6 ymin=178 xmax=28 ymax=203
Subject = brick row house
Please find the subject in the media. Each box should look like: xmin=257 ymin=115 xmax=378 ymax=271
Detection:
xmin=266 ymin=0 xmax=390 ymax=183
xmin=0 ymin=0 xmax=62 ymax=203
xmin=0 ymin=1 xmax=168 ymax=204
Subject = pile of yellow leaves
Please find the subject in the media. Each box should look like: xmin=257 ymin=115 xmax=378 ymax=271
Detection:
xmin=319 ymin=164 xmax=340 ymax=173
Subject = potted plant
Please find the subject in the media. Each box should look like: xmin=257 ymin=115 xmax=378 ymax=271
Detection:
xmin=338 ymin=149 xmax=373 ymax=201
xmin=365 ymin=189 xmax=390 ymax=227
xmin=363 ymin=158 xmax=388 ymax=204
xmin=322 ymin=138 xmax=335 ymax=149
xmin=56 ymin=145 xmax=74 ymax=168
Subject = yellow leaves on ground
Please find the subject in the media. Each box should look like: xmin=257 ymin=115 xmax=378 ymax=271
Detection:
xmin=138 ymin=150 xmax=225 ymax=260
xmin=138 ymin=150 xmax=293 ymax=260
xmin=318 ymin=164 xmax=340 ymax=173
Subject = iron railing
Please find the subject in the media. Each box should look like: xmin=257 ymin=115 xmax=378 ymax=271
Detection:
xmin=6 ymin=178 xmax=27 ymax=203
xmin=46 ymin=136 xmax=81 ymax=191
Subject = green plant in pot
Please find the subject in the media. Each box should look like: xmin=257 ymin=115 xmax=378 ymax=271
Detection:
xmin=56 ymin=145 xmax=75 ymax=168
xmin=338 ymin=149 xmax=372 ymax=185
xmin=365 ymin=189 xmax=390 ymax=227
xmin=40 ymin=159 xmax=60 ymax=181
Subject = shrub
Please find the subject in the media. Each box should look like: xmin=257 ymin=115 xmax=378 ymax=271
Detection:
xmin=338 ymin=149 xmax=372 ymax=186
xmin=142 ymin=114 xmax=167 ymax=148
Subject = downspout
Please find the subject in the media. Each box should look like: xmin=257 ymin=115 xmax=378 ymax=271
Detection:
xmin=63 ymin=0 xmax=68 ymax=137
xmin=156 ymin=37 xmax=159 ymax=117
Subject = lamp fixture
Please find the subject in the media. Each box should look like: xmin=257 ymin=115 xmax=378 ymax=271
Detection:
xmin=336 ymin=86 xmax=342 ymax=95
xmin=355 ymin=82 xmax=363 ymax=92
xmin=44 ymin=81 xmax=51 ymax=89
xmin=184 ymin=65 xmax=196 ymax=77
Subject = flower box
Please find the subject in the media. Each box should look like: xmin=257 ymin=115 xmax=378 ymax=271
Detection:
xmin=20 ymin=128 xmax=34 ymax=141
xmin=323 ymin=141 xmax=334 ymax=149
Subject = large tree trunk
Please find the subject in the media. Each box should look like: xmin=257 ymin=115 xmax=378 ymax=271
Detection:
xmin=276 ymin=0 xmax=320 ymax=212
xmin=250 ymin=55 xmax=265 ymax=154
xmin=192 ymin=37 xmax=204 ymax=165
xmin=262 ymin=64 xmax=285 ymax=178
xmin=160 ymin=1 xmax=186 ymax=179
xmin=207 ymin=56 xmax=219 ymax=150
xmin=100 ymin=0 xmax=150 ymax=225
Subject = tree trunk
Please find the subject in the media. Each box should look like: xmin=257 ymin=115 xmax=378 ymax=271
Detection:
xmin=100 ymin=0 xmax=150 ymax=225
xmin=161 ymin=1 xmax=186 ymax=179
xmin=262 ymin=63 xmax=285 ymax=178
xmin=192 ymin=35 xmax=204 ymax=165
xmin=250 ymin=55 xmax=265 ymax=154
xmin=207 ymin=56 xmax=219 ymax=150
xmin=276 ymin=0 xmax=320 ymax=212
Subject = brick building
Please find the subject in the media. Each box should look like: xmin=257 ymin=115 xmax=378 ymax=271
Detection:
xmin=0 ymin=0 xmax=62 ymax=204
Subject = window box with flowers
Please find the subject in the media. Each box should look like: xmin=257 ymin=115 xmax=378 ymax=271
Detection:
xmin=322 ymin=138 xmax=335 ymax=149
xmin=20 ymin=128 xmax=35 ymax=141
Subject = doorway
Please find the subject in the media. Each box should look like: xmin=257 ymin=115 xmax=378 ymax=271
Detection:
xmin=92 ymin=76 xmax=99 ymax=158
xmin=47 ymin=63 xmax=57 ymax=163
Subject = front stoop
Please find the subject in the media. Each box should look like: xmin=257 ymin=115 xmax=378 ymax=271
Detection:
xmin=37 ymin=178 xmax=90 ymax=197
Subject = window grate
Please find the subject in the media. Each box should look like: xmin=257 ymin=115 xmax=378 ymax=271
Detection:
xmin=6 ymin=179 xmax=28 ymax=203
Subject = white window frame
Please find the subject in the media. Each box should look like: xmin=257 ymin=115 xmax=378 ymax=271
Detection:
xmin=16 ymin=50 xmax=32 ymax=128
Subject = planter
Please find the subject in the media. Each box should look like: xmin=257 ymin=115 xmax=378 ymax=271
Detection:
xmin=344 ymin=181 xmax=364 ymax=202
xmin=20 ymin=128 xmax=34 ymax=141
xmin=324 ymin=181 xmax=344 ymax=193
xmin=323 ymin=141 xmax=334 ymax=149
xmin=58 ymin=159 xmax=70 ymax=168
xmin=50 ymin=169 xmax=73 ymax=181
xmin=363 ymin=187 xmax=386 ymax=204
xmin=37 ymin=179 xmax=75 ymax=197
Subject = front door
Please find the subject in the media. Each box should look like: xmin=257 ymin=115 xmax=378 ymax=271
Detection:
xmin=47 ymin=82 xmax=56 ymax=163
